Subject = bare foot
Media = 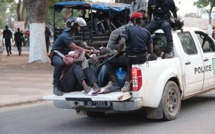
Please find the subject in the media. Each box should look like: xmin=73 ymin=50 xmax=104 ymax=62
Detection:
xmin=93 ymin=87 xmax=101 ymax=94
xmin=84 ymin=88 xmax=91 ymax=94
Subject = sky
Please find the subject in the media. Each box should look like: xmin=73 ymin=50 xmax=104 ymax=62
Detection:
xmin=174 ymin=0 xmax=198 ymax=16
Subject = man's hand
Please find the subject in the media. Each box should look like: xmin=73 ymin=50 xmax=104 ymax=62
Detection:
xmin=118 ymin=37 xmax=126 ymax=53
xmin=91 ymin=48 xmax=100 ymax=54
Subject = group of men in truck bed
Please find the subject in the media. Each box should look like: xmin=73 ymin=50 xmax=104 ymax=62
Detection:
xmin=50 ymin=0 xmax=179 ymax=96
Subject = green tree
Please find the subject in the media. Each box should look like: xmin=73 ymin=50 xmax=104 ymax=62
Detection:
xmin=194 ymin=0 xmax=215 ymax=31
xmin=0 ymin=0 xmax=16 ymax=28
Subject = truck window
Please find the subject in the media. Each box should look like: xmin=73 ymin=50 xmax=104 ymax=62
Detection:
xmin=177 ymin=32 xmax=197 ymax=55
xmin=195 ymin=31 xmax=215 ymax=53
xmin=152 ymin=34 xmax=167 ymax=52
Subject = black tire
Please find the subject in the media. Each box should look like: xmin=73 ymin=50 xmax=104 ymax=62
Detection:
xmin=162 ymin=81 xmax=181 ymax=121
xmin=86 ymin=111 xmax=105 ymax=117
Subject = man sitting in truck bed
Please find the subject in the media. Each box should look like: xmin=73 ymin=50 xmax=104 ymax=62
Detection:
xmin=118 ymin=12 xmax=154 ymax=91
xmin=99 ymin=12 xmax=153 ymax=93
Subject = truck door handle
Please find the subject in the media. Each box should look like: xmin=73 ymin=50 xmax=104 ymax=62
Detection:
xmin=185 ymin=61 xmax=191 ymax=65
xmin=204 ymin=58 xmax=208 ymax=62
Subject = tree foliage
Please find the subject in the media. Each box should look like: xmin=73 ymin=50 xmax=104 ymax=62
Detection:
xmin=194 ymin=0 xmax=215 ymax=8
xmin=194 ymin=0 xmax=215 ymax=26
xmin=0 ymin=0 xmax=16 ymax=28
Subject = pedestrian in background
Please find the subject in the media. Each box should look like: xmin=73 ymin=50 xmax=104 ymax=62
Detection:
xmin=2 ymin=25 xmax=13 ymax=56
xmin=212 ymin=26 xmax=215 ymax=40
xmin=45 ymin=26 xmax=52 ymax=53
xmin=14 ymin=28 xmax=23 ymax=56
xmin=129 ymin=0 xmax=147 ymax=17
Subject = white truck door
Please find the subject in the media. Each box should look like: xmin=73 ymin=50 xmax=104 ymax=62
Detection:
xmin=177 ymin=32 xmax=204 ymax=96
xmin=194 ymin=31 xmax=215 ymax=90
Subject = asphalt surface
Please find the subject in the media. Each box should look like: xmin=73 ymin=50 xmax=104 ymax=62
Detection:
xmin=0 ymin=45 xmax=53 ymax=107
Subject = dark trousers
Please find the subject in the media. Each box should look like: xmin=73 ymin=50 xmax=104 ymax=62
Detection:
xmin=92 ymin=18 xmax=105 ymax=33
xmin=106 ymin=54 xmax=128 ymax=75
xmin=52 ymin=55 xmax=87 ymax=85
xmin=59 ymin=65 xmax=98 ymax=92
xmin=53 ymin=55 xmax=98 ymax=91
xmin=16 ymin=41 xmax=22 ymax=55
xmin=105 ymin=53 xmax=148 ymax=85
xmin=126 ymin=53 xmax=148 ymax=81
xmin=127 ymin=53 xmax=148 ymax=64
xmin=105 ymin=54 xmax=128 ymax=85
xmin=5 ymin=39 xmax=11 ymax=55
xmin=145 ymin=20 xmax=173 ymax=52
xmin=45 ymin=39 xmax=50 ymax=53
xmin=52 ymin=55 xmax=65 ymax=85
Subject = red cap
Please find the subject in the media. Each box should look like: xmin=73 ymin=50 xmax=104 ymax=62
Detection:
xmin=130 ymin=12 xmax=142 ymax=20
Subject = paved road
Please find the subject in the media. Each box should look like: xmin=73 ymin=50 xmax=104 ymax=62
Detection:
xmin=0 ymin=91 xmax=215 ymax=134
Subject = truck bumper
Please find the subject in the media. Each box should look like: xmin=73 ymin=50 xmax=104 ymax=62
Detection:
xmin=53 ymin=97 xmax=143 ymax=112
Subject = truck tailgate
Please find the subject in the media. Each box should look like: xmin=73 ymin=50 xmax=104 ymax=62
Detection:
xmin=43 ymin=91 xmax=132 ymax=101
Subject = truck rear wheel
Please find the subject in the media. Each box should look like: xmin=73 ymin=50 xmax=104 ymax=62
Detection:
xmin=162 ymin=81 xmax=181 ymax=121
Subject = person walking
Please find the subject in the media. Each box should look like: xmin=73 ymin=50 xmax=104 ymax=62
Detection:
xmin=14 ymin=28 xmax=23 ymax=56
xmin=45 ymin=26 xmax=51 ymax=53
xmin=2 ymin=25 xmax=13 ymax=56
xmin=212 ymin=26 xmax=215 ymax=40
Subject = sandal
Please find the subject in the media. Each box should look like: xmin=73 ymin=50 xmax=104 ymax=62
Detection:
xmin=97 ymin=88 xmax=110 ymax=94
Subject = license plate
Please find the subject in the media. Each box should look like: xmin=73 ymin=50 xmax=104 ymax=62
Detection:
xmin=84 ymin=101 xmax=110 ymax=107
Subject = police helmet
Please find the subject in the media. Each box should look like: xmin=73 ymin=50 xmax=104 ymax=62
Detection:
xmin=64 ymin=17 xmax=87 ymax=32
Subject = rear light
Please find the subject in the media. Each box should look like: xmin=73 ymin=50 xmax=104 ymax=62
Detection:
xmin=132 ymin=67 xmax=142 ymax=91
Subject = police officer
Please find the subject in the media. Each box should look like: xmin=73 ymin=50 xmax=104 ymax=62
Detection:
xmin=14 ymin=28 xmax=23 ymax=56
xmin=145 ymin=0 xmax=178 ymax=58
xmin=117 ymin=12 xmax=153 ymax=92
xmin=2 ymin=25 xmax=13 ymax=56
xmin=51 ymin=17 xmax=97 ymax=96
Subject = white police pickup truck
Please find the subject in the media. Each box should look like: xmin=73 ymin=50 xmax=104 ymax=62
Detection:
xmin=43 ymin=27 xmax=215 ymax=120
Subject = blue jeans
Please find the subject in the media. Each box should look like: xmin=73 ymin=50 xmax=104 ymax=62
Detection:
xmin=97 ymin=65 xmax=109 ymax=87
xmin=145 ymin=20 xmax=173 ymax=52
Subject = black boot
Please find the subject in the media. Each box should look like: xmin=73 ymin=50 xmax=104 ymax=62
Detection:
xmin=53 ymin=82 xmax=63 ymax=96
xmin=164 ymin=44 xmax=174 ymax=59
xmin=164 ymin=50 xmax=174 ymax=59
xmin=109 ymin=75 xmax=120 ymax=92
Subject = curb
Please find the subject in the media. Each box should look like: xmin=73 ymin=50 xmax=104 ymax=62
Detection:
xmin=0 ymin=98 xmax=46 ymax=108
